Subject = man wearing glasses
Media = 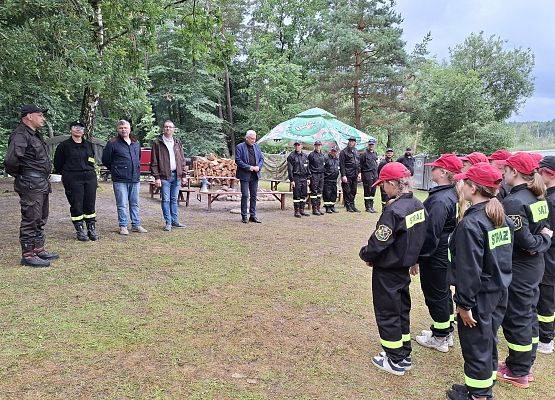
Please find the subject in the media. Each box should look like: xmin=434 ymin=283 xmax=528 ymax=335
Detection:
xmin=4 ymin=104 xmax=59 ymax=267
xmin=53 ymin=121 xmax=99 ymax=242
xmin=150 ymin=120 xmax=188 ymax=231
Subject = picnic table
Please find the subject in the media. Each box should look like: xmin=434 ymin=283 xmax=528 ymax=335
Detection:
xmin=195 ymin=190 xmax=292 ymax=211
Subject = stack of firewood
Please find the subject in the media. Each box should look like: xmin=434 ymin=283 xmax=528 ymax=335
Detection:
xmin=192 ymin=154 xmax=237 ymax=186
xmin=212 ymin=187 xmax=278 ymax=202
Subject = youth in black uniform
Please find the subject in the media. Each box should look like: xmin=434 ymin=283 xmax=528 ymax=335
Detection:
xmin=489 ymin=150 xmax=513 ymax=201
xmin=446 ymin=163 xmax=514 ymax=400
xmin=360 ymin=139 xmax=378 ymax=213
xmin=339 ymin=137 xmax=360 ymax=212
xmin=498 ymin=152 xmax=552 ymax=388
xmin=415 ymin=154 xmax=462 ymax=352
xmin=377 ymin=148 xmax=394 ymax=206
xmin=53 ymin=121 xmax=99 ymax=241
xmin=4 ymin=105 xmax=59 ymax=268
xmin=538 ymin=156 xmax=555 ymax=354
xmin=322 ymin=147 xmax=340 ymax=213
xmin=287 ymin=142 xmax=310 ymax=218
xmin=308 ymin=141 xmax=325 ymax=215
xmin=396 ymin=147 xmax=415 ymax=176
xmin=359 ymin=162 xmax=427 ymax=376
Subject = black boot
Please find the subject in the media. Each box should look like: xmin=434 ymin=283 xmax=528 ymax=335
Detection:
xmin=294 ymin=204 xmax=301 ymax=218
xmin=351 ymin=203 xmax=361 ymax=212
xmin=34 ymin=247 xmax=60 ymax=260
xmin=345 ymin=203 xmax=353 ymax=212
xmin=316 ymin=202 xmax=323 ymax=215
xmin=300 ymin=202 xmax=310 ymax=216
xmin=365 ymin=200 xmax=371 ymax=212
xmin=86 ymin=220 xmax=99 ymax=241
xmin=331 ymin=205 xmax=339 ymax=213
xmin=312 ymin=202 xmax=319 ymax=215
xmin=21 ymin=250 xmax=51 ymax=268
xmin=325 ymin=205 xmax=333 ymax=214
xmin=74 ymin=221 xmax=89 ymax=242
xmin=368 ymin=200 xmax=376 ymax=213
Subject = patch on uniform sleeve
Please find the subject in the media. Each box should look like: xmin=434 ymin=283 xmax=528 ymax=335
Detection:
xmin=375 ymin=225 xmax=393 ymax=242
xmin=508 ymin=215 xmax=522 ymax=231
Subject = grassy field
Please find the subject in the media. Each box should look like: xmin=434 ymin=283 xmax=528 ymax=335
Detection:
xmin=0 ymin=180 xmax=552 ymax=399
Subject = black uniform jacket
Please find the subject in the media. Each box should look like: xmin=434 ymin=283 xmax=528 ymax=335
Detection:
xmin=324 ymin=154 xmax=340 ymax=181
xmin=339 ymin=147 xmax=360 ymax=178
xmin=396 ymin=155 xmax=415 ymax=175
xmin=308 ymin=151 xmax=325 ymax=174
xmin=544 ymin=186 xmax=555 ymax=278
xmin=502 ymin=184 xmax=551 ymax=261
xmin=287 ymin=151 xmax=310 ymax=180
xmin=53 ymin=138 xmax=96 ymax=174
xmin=360 ymin=150 xmax=378 ymax=173
xmin=377 ymin=157 xmax=393 ymax=175
xmin=359 ymin=192 xmax=427 ymax=269
xmin=4 ymin=123 xmax=52 ymax=177
xmin=449 ymin=202 xmax=514 ymax=310
xmin=496 ymin=180 xmax=512 ymax=201
xmin=418 ymin=184 xmax=458 ymax=262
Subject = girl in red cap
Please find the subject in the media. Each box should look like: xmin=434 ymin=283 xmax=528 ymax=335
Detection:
xmin=414 ymin=154 xmax=462 ymax=352
xmin=488 ymin=149 xmax=512 ymax=200
xmin=460 ymin=152 xmax=489 ymax=172
xmin=446 ymin=163 xmax=514 ymax=400
xmin=498 ymin=152 xmax=552 ymax=388
xmin=359 ymin=162 xmax=427 ymax=375
xmin=537 ymin=156 xmax=555 ymax=354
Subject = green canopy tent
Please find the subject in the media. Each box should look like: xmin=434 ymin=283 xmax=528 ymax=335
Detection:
xmin=257 ymin=107 xmax=375 ymax=151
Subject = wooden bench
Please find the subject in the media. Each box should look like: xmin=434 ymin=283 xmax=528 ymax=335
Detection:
xmin=149 ymin=182 xmax=196 ymax=206
xmin=196 ymin=190 xmax=292 ymax=211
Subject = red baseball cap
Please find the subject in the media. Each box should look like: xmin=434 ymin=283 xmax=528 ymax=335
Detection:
xmin=454 ymin=162 xmax=502 ymax=188
xmin=488 ymin=149 xmax=512 ymax=161
xmin=502 ymin=152 xmax=539 ymax=175
xmin=425 ymin=153 xmax=463 ymax=174
xmin=372 ymin=162 xmax=412 ymax=187
xmin=529 ymin=152 xmax=543 ymax=163
xmin=460 ymin=152 xmax=488 ymax=165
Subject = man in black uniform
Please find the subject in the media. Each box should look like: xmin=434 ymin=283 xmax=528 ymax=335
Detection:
xmin=308 ymin=140 xmax=325 ymax=215
xmin=54 ymin=121 xmax=99 ymax=241
xmin=360 ymin=138 xmax=379 ymax=213
xmin=378 ymin=148 xmax=394 ymax=207
xmin=397 ymin=147 xmax=415 ymax=175
xmin=4 ymin=105 xmax=59 ymax=267
xmin=287 ymin=142 xmax=310 ymax=218
xmin=339 ymin=137 xmax=360 ymax=212
xmin=323 ymin=146 xmax=340 ymax=213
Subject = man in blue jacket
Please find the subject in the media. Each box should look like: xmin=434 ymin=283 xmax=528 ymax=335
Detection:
xmin=235 ymin=130 xmax=264 ymax=223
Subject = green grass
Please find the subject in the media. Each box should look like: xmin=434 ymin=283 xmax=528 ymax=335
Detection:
xmin=0 ymin=180 xmax=552 ymax=399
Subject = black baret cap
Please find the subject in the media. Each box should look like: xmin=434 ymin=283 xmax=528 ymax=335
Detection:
xmin=69 ymin=121 xmax=85 ymax=128
xmin=386 ymin=148 xmax=394 ymax=152
xmin=539 ymin=156 xmax=555 ymax=171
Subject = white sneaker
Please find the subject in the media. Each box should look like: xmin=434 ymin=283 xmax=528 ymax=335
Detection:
xmin=419 ymin=329 xmax=454 ymax=347
xmin=379 ymin=351 xmax=412 ymax=371
xmin=415 ymin=334 xmax=449 ymax=353
xmin=538 ymin=340 xmax=554 ymax=354
xmin=371 ymin=353 xmax=405 ymax=376
xmin=132 ymin=226 xmax=148 ymax=233
xmin=119 ymin=226 xmax=129 ymax=235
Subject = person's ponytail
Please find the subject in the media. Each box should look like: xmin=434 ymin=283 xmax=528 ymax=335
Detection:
xmin=485 ymin=197 xmax=506 ymax=228
xmin=526 ymin=171 xmax=546 ymax=198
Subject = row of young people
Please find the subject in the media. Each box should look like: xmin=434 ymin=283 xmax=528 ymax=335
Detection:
xmin=359 ymin=151 xmax=554 ymax=400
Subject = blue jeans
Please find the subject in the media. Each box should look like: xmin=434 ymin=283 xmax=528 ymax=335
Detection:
xmin=161 ymin=171 xmax=180 ymax=224
xmin=113 ymin=182 xmax=141 ymax=227
xmin=240 ymin=177 xmax=258 ymax=218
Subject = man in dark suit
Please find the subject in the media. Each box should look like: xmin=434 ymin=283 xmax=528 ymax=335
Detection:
xmin=235 ymin=130 xmax=264 ymax=223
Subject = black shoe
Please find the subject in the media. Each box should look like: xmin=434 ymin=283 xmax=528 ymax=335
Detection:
xmin=345 ymin=204 xmax=353 ymax=212
xmin=325 ymin=206 xmax=333 ymax=214
xmin=21 ymin=255 xmax=51 ymax=268
xmin=351 ymin=206 xmax=361 ymax=213
xmin=171 ymin=222 xmax=186 ymax=228
xmin=331 ymin=206 xmax=339 ymax=213
xmin=451 ymin=384 xmax=468 ymax=395
xmin=249 ymin=216 xmax=262 ymax=223
xmin=75 ymin=221 xmax=89 ymax=242
xmin=446 ymin=389 xmax=471 ymax=400
xmin=86 ymin=221 xmax=99 ymax=240
xmin=369 ymin=207 xmax=376 ymax=213
xmin=34 ymin=248 xmax=59 ymax=260
xmin=241 ymin=216 xmax=248 ymax=223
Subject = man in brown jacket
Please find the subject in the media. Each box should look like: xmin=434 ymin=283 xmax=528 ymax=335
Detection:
xmin=150 ymin=120 xmax=188 ymax=231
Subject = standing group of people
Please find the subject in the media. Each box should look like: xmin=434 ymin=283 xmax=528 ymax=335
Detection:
xmin=285 ymin=136 xmax=416 ymax=217
xmin=4 ymin=105 xmax=191 ymax=267
xmin=359 ymin=148 xmax=554 ymax=400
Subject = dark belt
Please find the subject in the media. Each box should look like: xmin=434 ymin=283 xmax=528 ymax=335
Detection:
xmin=20 ymin=171 xmax=49 ymax=179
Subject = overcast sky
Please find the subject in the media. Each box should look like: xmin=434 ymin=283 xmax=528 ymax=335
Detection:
xmin=395 ymin=0 xmax=555 ymax=122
